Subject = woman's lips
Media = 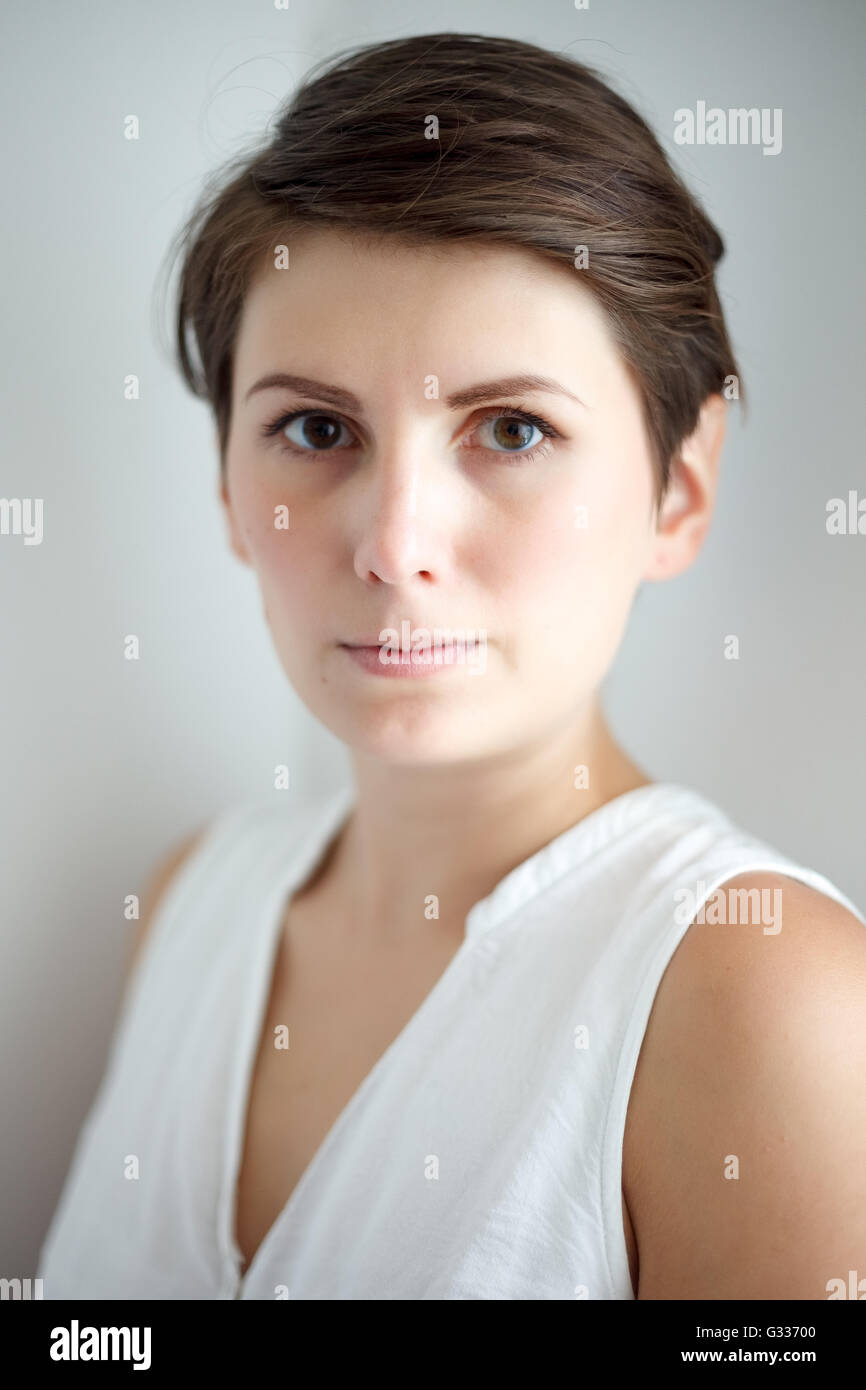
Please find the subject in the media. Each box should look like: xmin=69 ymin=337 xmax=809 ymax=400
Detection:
xmin=339 ymin=642 xmax=466 ymax=678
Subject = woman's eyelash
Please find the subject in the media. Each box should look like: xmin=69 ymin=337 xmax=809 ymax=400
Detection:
xmin=259 ymin=409 xmax=350 ymax=446
xmin=476 ymin=406 xmax=562 ymax=440
xmin=258 ymin=404 xmax=563 ymax=460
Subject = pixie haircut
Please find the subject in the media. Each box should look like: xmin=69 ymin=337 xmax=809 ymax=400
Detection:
xmin=166 ymin=31 xmax=743 ymax=505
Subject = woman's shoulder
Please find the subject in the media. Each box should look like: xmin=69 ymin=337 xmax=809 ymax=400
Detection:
xmin=123 ymin=797 xmax=296 ymax=989
xmin=623 ymin=868 xmax=866 ymax=1298
xmin=124 ymin=825 xmax=209 ymax=985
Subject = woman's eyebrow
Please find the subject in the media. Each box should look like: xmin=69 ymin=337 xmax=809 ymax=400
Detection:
xmin=243 ymin=372 xmax=587 ymax=410
xmin=449 ymin=374 xmax=587 ymax=409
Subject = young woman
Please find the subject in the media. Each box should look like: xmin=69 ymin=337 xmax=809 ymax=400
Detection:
xmin=39 ymin=32 xmax=866 ymax=1301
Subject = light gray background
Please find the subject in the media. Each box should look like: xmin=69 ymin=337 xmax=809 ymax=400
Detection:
xmin=2 ymin=0 xmax=863 ymax=1275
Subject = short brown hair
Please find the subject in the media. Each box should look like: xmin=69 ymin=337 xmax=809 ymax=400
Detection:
xmin=165 ymin=31 xmax=743 ymax=502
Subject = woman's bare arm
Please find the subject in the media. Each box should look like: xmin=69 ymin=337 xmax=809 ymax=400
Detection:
xmin=623 ymin=870 xmax=866 ymax=1299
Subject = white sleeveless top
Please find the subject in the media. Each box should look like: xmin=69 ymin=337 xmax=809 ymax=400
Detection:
xmin=38 ymin=782 xmax=865 ymax=1300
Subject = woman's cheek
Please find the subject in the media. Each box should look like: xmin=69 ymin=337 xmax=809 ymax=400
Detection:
xmin=239 ymin=478 xmax=304 ymax=571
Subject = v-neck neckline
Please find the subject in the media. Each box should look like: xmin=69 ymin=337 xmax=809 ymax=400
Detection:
xmin=218 ymin=777 xmax=700 ymax=1296
xmin=219 ymin=784 xmax=357 ymax=1295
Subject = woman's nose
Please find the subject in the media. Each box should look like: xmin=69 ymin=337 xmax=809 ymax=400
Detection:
xmin=351 ymin=451 xmax=446 ymax=585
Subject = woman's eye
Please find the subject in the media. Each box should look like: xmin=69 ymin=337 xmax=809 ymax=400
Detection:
xmin=260 ymin=406 xmax=560 ymax=461
xmin=261 ymin=410 xmax=354 ymax=452
xmin=476 ymin=415 xmax=546 ymax=454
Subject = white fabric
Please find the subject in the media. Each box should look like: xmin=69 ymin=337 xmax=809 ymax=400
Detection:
xmin=38 ymin=782 xmax=865 ymax=1300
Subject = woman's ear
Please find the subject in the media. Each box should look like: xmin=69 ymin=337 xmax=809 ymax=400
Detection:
xmin=219 ymin=470 xmax=252 ymax=567
xmin=642 ymin=393 xmax=727 ymax=583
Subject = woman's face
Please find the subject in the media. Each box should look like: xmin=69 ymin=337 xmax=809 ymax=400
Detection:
xmin=222 ymin=227 xmax=707 ymax=765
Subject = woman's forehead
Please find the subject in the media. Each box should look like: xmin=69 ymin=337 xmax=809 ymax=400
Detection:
xmin=235 ymin=229 xmax=618 ymax=385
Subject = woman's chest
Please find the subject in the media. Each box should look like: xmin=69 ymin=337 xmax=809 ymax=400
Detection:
xmin=229 ymin=904 xmax=646 ymax=1298
xmin=232 ymin=912 xmax=467 ymax=1276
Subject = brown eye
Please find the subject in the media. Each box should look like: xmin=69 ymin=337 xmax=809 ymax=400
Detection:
xmin=477 ymin=414 xmax=548 ymax=454
xmin=489 ymin=417 xmax=539 ymax=451
xmin=286 ymin=413 xmax=347 ymax=450
xmin=260 ymin=410 xmax=356 ymax=453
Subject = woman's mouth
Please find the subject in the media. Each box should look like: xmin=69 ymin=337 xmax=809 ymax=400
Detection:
xmin=338 ymin=642 xmax=467 ymax=678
